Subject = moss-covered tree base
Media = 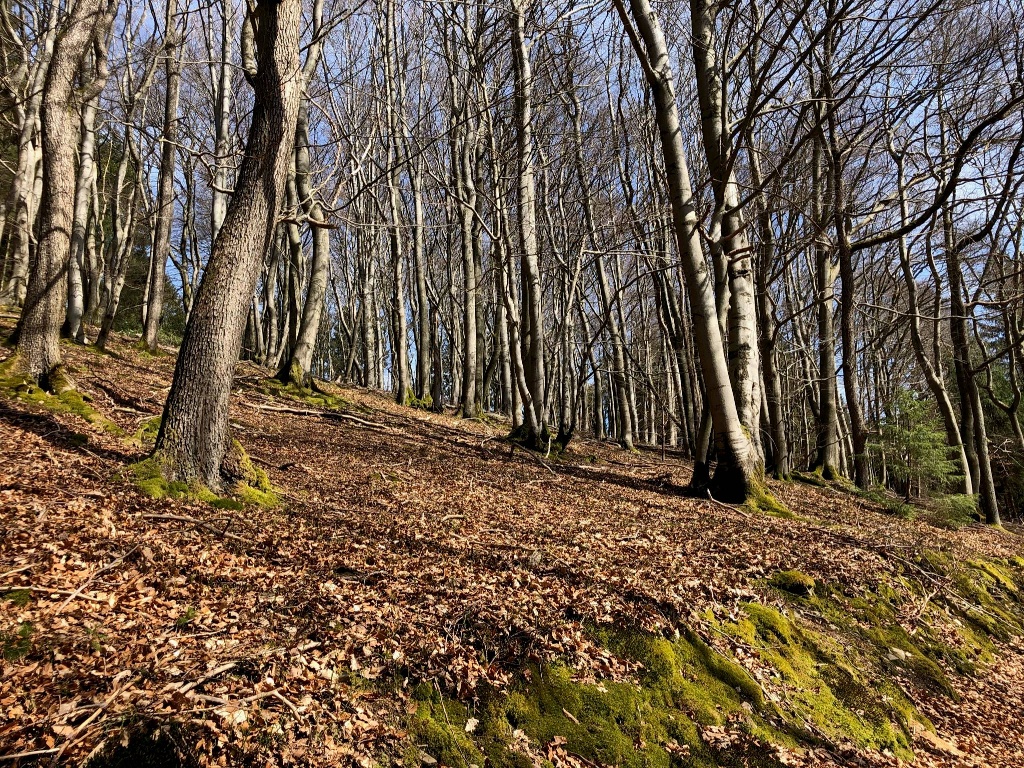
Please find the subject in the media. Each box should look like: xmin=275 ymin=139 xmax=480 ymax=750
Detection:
xmin=131 ymin=439 xmax=280 ymax=510
xmin=0 ymin=354 xmax=122 ymax=435
xmin=259 ymin=376 xmax=349 ymax=411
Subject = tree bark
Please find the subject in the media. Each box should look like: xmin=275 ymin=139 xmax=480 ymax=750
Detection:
xmin=143 ymin=0 xmax=183 ymax=351
xmin=11 ymin=0 xmax=114 ymax=383
xmin=156 ymin=0 xmax=303 ymax=488
xmin=618 ymin=0 xmax=760 ymax=501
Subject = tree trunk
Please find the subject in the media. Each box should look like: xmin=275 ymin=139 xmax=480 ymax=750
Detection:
xmin=11 ymin=0 xmax=114 ymax=383
xmin=689 ymin=0 xmax=762 ymax=455
xmin=155 ymin=0 xmax=302 ymax=488
xmin=618 ymin=0 xmax=759 ymax=501
xmin=63 ymin=54 xmax=100 ymax=343
xmin=511 ymin=0 xmax=546 ymax=443
xmin=143 ymin=0 xmax=183 ymax=351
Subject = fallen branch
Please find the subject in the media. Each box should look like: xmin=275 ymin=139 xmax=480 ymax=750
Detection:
xmin=0 ymin=586 xmax=108 ymax=602
xmin=0 ymin=748 xmax=60 ymax=762
xmin=174 ymin=661 xmax=240 ymax=695
xmin=141 ymin=514 xmax=248 ymax=542
xmin=240 ymin=400 xmax=391 ymax=431
xmin=0 ymin=564 xmax=35 ymax=580
xmin=508 ymin=442 xmax=557 ymax=476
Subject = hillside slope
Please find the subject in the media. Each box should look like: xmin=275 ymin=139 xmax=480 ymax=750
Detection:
xmin=2 ymin=329 xmax=1024 ymax=767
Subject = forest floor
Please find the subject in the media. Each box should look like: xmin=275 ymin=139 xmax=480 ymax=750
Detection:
xmin=2 ymin=321 xmax=1024 ymax=768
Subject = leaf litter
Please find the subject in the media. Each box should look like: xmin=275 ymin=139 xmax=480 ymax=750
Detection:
xmin=1 ymin=331 xmax=1023 ymax=767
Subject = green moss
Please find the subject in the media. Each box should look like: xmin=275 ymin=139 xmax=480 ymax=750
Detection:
xmin=405 ymin=392 xmax=434 ymax=410
xmin=133 ymin=415 xmax=162 ymax=445
xmin=1 ymin=621 xmax=33 ymax=661
xmin=260 ymin=376 xmax=349 ymax=411
xmin=408 ymin=684 xmax=488 ymax=768
xmin=394 ymin=556 xmax=1024 ymax=767
xmin=745 ymin=481 xmax=795 ymax=519
xmin=0 ymin=358 xmax=123 ymax=435
xmin=2 ymin=589 xmax=32 ymax=607
xmin=128 ymin=453 xmax=278 ymax=510
xmin=768 ymin=570 xmax=816 ymax=597
xmin=716 ymin=603 xmax=919 ymax=758
xmin=234 ymin=482 xmax=278 ymax=508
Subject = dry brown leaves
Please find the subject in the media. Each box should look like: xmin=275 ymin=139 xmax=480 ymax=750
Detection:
xmin=1 ymin=331 xmax=1023 ymax=767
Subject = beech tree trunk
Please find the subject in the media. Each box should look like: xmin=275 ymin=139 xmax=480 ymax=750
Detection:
xmin=63 ymin=54 xmax=100 ymax=343
xmin=811 ymin=131 xmax=840 ymax=477
xmin=11 ymin=0 xmax=114 ymax=383
xmin=156 ymin=0 xmax=303 ymax=488
xmin=511 ymin=0 xmax=547 ymax=443
xmin=142 ymin=0 xmax=182 ymax=351
xmin=689 ymin=0 xmax=762 ymax=455
xmin=618 ymin=0 xmax=759 ymax=501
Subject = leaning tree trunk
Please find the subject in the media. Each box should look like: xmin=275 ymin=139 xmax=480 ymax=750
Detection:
xmin=10 ymin=0 xmax=114 ymax=384
xmin=142 ymin=0 xmax=183 ymax=351
xmin=618 ymin=0 xmax=759 ymax=501
xmin=155 ymin=0 xmax=302 ymax=489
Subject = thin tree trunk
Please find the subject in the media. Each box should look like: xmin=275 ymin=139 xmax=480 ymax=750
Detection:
xmin=617 ymin=0 xmax=760 ymax=501
xmin=143 ymin=0 xmax=183 ymax=351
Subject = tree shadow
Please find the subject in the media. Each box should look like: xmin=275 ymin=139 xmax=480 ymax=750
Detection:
xmin=0 ymin=400 xmax=137 ymax=464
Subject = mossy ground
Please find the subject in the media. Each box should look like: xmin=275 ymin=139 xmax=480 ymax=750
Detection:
xmin=0 ymin=356 xmax=123 ymax=436
xmin=768 ymin=570 xmax=816 ymax=597
xmin=745 ymin=480 xmax=795 ymax=519
xmin=259 ymin=376 xmax=350 ymax=411
xmin=400 ymin=555 xmax=1024 ymax=767
xmin=406 ymin=625 xmax=783 ymax=768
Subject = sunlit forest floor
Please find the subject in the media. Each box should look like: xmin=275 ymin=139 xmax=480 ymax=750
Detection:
xmin=2 ymin=319 xmax=1024 ymax=767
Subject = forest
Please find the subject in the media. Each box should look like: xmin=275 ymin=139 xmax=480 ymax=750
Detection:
xmin=1 ymin=0 xmax=1024 ymax=764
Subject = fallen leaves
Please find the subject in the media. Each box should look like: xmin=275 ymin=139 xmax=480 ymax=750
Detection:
xmin=1 ymin=331 xmax=1023 ymax=767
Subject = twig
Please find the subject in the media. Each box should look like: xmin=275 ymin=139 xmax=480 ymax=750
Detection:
xmin=272 ymin=690 xmax=302 ymax=718
xmin=0 ymin=753 xmax=59 ymax=765
xmin=705 ymin=490 xmax=755 ymax=519
xmin=240 ymin=400 xmax=391 ymax=431
xmin=142 ymin=513 xmax=248 ymax=542
xmin=0 ymin=586 xmax=108 ymax=602
xmin=508 ymin=442 xmax=557 ymax=476
xmin=0 ymin=748 xmax=60 ymax=762
xmin=175 ymin=661 xmax=240 ymax=695
xmin=56 ymin=546 xmax=138 ymax=613
xmin=0 ymin=564 xmax=35 ymax=580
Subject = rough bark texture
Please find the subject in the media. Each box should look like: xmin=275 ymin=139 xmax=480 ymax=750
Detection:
xmin=155 ymin=0 xmax=302 ymax=488
xmin=13 ymin=0 xmax=114 ymax=383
